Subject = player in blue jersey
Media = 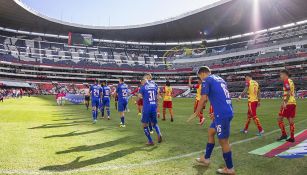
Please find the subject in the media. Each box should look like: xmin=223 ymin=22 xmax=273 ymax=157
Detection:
xmin=115 ymin=78 xmax=129 ymax=127
xmin=192 ymin=66 xmax=235 ymax=174
xmin=139 ymin=73 xmax=162 ymax=145
xmin=100 ymin=80 xmax=111 ymax=120
xmin=89 ymin=81 xmax=102 ymax=124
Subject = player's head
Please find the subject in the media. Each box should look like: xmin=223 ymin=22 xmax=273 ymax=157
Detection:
xmin=102 ymin=80 xmax=107 ymax=86
xmin=166 ymin=81 xmax=171 ymax=87
xmin=197 ymin=66 xmax=211 ymax=80
xmin=197 ymin=77 xmax=202 ymax=84
xmin=280 ymin=69 xmax=290 ymax=80
xmin=245 ymin=73 xmax=252 ymax=81
xmin=140 ymin=79 xmax=146 ymax=85
xmin=143 ymin=73 xmax=152 ymax=80
xmin=119 ymin=77 xmax=124 ymax=83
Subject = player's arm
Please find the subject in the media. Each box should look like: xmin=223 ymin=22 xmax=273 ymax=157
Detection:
xmin=239 ymin=86 xmax=248 ymax=100
xmin=257 ymin=86 xmax=261 ymax=103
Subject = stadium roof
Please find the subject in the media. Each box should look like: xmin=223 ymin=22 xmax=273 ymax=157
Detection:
xmin=0 ymin=0 xmax=307 ymax=42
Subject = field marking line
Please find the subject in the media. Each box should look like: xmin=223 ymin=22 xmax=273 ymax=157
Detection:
xmin=1 ymin=118 xmax=307 ymax=175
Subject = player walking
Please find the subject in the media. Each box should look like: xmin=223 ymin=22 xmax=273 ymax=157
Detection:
xmin=116 ymin=78 xmax=129 ymax=127
xmin=238 ymin=74 xmax=264 ymax=135
xmin=89 ymin=81 xmax=102 ymax=124
xmin=162 ymin=81 xmax=174 ymax=122
xmin=277 ymin=70 xmax=297 ymax=142
xmin=84 ymin=85 xmax=90 ymax=110
xmin=100 ymin=80 xmax=111 ymax=120
xmin=193 ymin=66 xmax=235 ymax=174
xmin=131 ymin=81 xmax=143 ymax=116
xmin=139 ymin=74 xmax=162 ymax=145
xmin=189 ymin=76 xmax=205 ymax=125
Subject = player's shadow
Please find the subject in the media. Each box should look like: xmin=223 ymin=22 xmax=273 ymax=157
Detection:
xmin=192 ymin=164 xmax=209 ymax=175
xmin=28 ymin=120 xmax=88 ymax=129
xmin=56 ymin=136 xmax=135 ymax=154
xmin=40 ymin=146 xmax=157 ymax=171
xmin=52 ymin=117 xmax=87 ymax=121
xmin=44 ymin=128 xmax=104 ymax=139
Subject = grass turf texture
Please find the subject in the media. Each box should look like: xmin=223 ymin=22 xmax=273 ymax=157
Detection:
xmin=0 ymin=96 xmax=306 ymax=175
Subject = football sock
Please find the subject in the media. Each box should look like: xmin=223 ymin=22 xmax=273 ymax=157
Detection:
xmin=106 ymin=108 xmax=110 ymax=116
xmin=121 ymin=116 xmax=125 ymax=125
xmin=153 ymin=124 xmax=161 ymax=136
xmin=244 ymin=118 xmax=251 ymax=130
xmin=278 ymin=121 xmax=287 ymax=136
xmin=95 ymin=110 xmax=98 ymax=120
xmin=253 ymin=116 xmax=263 ymax=132
xmin=101 ymin=107 xmax=105 ymax=117
xmin=92 ymin=110 xmax=96 ymax=120
xmin=144 ymin=127 xmax=153 ymax=142
xmin=204 ymin=143 xmax=215 ymax=159
xmin=223 ymin=151 xmax=234 ymax=169
xmin=290 ymin=123 xmax=295 ymax=139
xmin=148 ymin=123 xmax=153 ymax=132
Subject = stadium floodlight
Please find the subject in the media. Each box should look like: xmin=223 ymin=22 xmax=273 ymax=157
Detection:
xmin=269 ymin=26 xmax=281 ymax=31
xmin=283 ymin=23 xmax=295 ymax=28
xmin=296 ymin=20 xmax=307 ymax=25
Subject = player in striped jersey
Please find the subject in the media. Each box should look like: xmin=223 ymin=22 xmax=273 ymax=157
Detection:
xmin=189 ymin=76 xmax=205 ymax=125
xmin=238 ymin=74 xmax=264 ymax=136
xmin=277 ymin=70 xmax=297 ymax=142
xmin=162 ymin=81 xmax=174 ymax=122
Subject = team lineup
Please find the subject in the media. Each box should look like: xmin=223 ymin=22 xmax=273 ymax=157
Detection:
xmin=82 ymin=66 xmax=297 ymax=175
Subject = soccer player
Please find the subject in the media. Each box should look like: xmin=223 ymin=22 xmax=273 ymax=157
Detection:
xmin=238 ymin=74 xmax=264 ymax=135
xmin=139 ymin=74 xmax=162 ymax=145
xmin=89 ymin=81 xmax=102 ymax=124
xmin=116 ymin=78 xmax=129 ymax=127
xmin=193 ymin=66 xmax=235 ymax=174
xmin=100 ymin=80 xmax=111 ymax=120
xmin=162 ymin=81 xmax=174 ymax=122
xmin=84 ymin=84 xmax=90 ymax=110
xmin=277 ymin=70 xmax=297 ymax=142
xmin=131 ymin=81 xmax=143 ymax=116
xmin=189 ymin=76 xmax=205 ymax=125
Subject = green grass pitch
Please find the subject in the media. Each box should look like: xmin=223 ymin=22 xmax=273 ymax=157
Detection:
xmin=0 ymin=96 xmax=306 ymax=175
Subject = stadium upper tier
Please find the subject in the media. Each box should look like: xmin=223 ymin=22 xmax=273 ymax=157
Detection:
xmin=1 ymin=0 xmax=307 ymax=42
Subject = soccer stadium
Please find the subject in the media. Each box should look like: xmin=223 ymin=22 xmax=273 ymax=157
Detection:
xmin=0 ymin=0 xmax=306 ymax=174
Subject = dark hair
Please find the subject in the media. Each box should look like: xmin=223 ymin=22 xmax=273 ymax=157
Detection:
xmin=120 ymin=77 xmax=124 ymax=82
xmin=280 ymin=69 xmax=290 ymax=76
xmin=245 ymin=73 xmax=252 ymax=78
xmin=197 ymin=66 xmax=211 ymax=75
xmin=166 ymin=81 xmax=171 ymax=86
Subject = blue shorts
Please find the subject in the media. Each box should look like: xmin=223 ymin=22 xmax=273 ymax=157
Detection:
xmin=91 ymin=99 xmax=100 ymax=108
xmin=141 ymin=105 xmax=157 ymax=124
xmin=210 ymin=116 xmax=233 ymax=139
xmin=118 ymin=100 xmax=128 ymax=112
xmin=101 ymin=98 xmax=110 ymax=108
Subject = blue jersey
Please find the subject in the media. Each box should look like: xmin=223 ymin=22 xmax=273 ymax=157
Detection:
xmin=140 ymin=80 xmax=159 ymax=107
xmin=90 ymin=84 xmax=102 ymax=100
xmin=116 ymin=83 xmax=129 ymax=102
xmin=102 ymin=86 xmax=111 ymax=99
xmin=201 ymin=75 xmax=233 ymax=118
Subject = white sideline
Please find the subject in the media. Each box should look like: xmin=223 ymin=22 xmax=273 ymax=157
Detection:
xmin=1 ymin=118 xmax=307 ymax=175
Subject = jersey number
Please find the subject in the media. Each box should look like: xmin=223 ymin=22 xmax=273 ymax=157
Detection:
xmin=148 ymin=90 xmax=156 ymax=101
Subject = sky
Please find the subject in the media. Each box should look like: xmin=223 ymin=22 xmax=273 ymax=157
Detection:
xmin=21 ymin=0 xmax=221 ymax=27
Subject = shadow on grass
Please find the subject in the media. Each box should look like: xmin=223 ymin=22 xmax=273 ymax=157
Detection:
xmin=44 ymin=128 xmax=104 ymax=139
xmin=28 ymin=120 xmax=89 ymax=129
xmin=56 ymin=136 xmax=135 ymax=154
xmin=52 ymin=117 xmax=87 ymax=121
xmin=192 ymin=164 xmax=209 ymax=175
xmin=40 ymin=146 xmax=157 ymax=171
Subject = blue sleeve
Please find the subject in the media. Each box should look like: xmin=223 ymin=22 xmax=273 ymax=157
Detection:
xmin=139 ymin=86 xmax=144 ymax=95
xmin=116 ymin=86 xmax=120 ymax=93
xmin=201 ymin=78 xmax=211 ymax=96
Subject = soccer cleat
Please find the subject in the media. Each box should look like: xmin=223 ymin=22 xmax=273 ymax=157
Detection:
xmin=240 ymin=129 xmax=248 ymax=134
xmin=217 ymin=167 xmax=235 ymax=174
xmin=286 ymin=138 xmax=295 ymax=143
xmin=171 ymin=118 xmax=174 ymax=122
xmin=256 ymin=130 xmax=264 ymax=136
xmin=107 ymin=116 xmax=110 ymax=120
xmin=146 ymin=141 xmax=154 ymax=146
xmin=138 ymin=113 xmax=142 ymax=116
xmin=158 ymin=135 xmax=162 ymax=143
xmin=120 ymin=124 xmax=126 ymax=128
xmin=101 ymin=116 xmax=105 ymax=119
xmin=92 ymin=120 xmax=97 ymax=124
xmin=195 ymin=157 xmax=210 ymax=167
xmin=162 ymin=118 xmax=166 ymax=121
xmin=277 ymin=135 xmax=288 ymax=141
xmin=150 ymin=130 xmax=154 ymax=134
